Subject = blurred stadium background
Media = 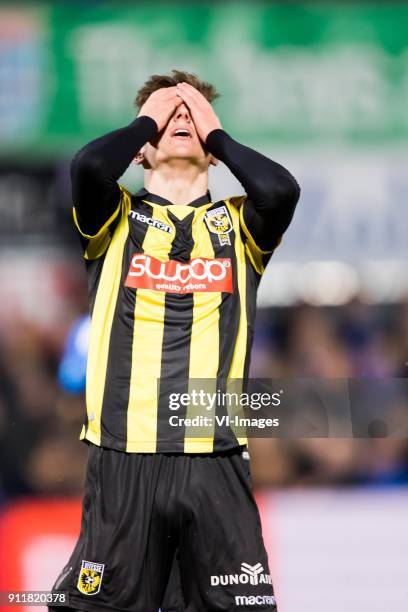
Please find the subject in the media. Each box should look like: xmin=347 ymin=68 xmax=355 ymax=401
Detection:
xmin=0 ymin=2 xmax=408 ymax=611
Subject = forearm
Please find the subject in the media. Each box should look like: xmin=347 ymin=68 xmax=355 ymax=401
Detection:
xmin=71 ymin=115 xmax=157 ymax=235
xmin=206 ymin=129 xmax=300 ymax=249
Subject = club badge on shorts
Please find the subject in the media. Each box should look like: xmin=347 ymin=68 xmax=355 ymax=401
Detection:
xmin=77 ymin=560 xmax=105 ymax=595
xmin=205 ymin=205 xmax=233 ymax=246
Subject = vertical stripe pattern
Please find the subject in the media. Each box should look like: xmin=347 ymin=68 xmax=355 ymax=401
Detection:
xmin=99 ymin=201 xmax=152 ymax=448
xmin=126 ymin=202 xmax=176 ymax=452
xmin=184 ymin=205 xmax=221 ymax=452
xmin=81 ymin=190 xmax=131 ymax=446
xmin=156 ymin=210 xmax=195 ymax=451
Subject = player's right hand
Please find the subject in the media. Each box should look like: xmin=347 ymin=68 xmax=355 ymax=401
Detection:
xmin=137 ymin=87 xmax=183 ymax=132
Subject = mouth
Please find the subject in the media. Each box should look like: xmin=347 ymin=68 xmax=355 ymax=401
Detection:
xmin=171 ymin=127 xmax=192 ymax=139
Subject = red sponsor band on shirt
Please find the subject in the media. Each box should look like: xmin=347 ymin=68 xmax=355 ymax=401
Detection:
xmin=125 ymin=253 xmax=233 ymax=294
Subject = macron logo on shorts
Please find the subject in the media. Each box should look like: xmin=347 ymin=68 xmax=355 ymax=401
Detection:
xmin=235 ymin=594 xmax=276 ymax=607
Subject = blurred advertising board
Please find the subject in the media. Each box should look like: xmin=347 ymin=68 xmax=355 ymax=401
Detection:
xmin=260 ymin=489 xmax=408 ymax=612
xmin=0 ymin=499 xmax=81 ymax=612
xmin=1 ymin=3 xmax=408 ymax=153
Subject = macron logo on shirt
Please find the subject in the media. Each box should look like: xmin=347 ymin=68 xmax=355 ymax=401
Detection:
xmin=129 ymin=210 xmax=173 ymax=234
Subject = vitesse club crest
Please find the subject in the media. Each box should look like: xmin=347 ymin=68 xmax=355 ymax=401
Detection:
xmin=205 ymin=205 xmax=233 ymax=246
xmin=77 ymin=560 xmax=105 ymax=596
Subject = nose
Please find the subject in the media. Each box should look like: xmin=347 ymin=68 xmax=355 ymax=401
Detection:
xmin=174 ymin=103 xmax=191 ymax=122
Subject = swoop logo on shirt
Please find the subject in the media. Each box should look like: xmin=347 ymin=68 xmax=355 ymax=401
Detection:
xmin=125 ymin=254 xmax=233 ymax=294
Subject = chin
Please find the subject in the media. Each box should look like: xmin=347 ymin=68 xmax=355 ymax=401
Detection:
xmin=163 ymin=148 xmax=204 ymax=161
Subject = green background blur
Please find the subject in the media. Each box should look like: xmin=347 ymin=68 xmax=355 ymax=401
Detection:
xmin=2 ymin=1 xmax=408 ymax=157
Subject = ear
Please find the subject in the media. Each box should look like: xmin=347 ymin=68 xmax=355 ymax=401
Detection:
xmin=209 ymin=156 xmax=219 ymax=167
xmin=133 ymin=148 xmax=145 ymax=165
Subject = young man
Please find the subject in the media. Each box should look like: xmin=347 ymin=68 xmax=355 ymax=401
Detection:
xmin=50 ymin=70 xmax=300 ymax=612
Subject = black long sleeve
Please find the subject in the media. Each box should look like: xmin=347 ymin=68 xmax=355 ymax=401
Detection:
xmin=71 ymin=118 xmax=300 ymax=248
xmin=71 ymin=116 xmax=157 ymax=235
xmin=206 ymin=129 xmax=300 ymax=251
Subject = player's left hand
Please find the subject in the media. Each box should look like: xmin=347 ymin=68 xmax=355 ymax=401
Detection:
xmin=176 ymin=82 xmax=222 ymax=143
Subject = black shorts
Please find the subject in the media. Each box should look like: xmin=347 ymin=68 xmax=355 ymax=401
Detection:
xmin=50 ymin=444 xmax=277 ymax=612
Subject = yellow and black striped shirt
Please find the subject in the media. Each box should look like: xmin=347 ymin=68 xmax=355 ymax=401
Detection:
xmin=75 ymin=185 xmax=276 ymax=453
